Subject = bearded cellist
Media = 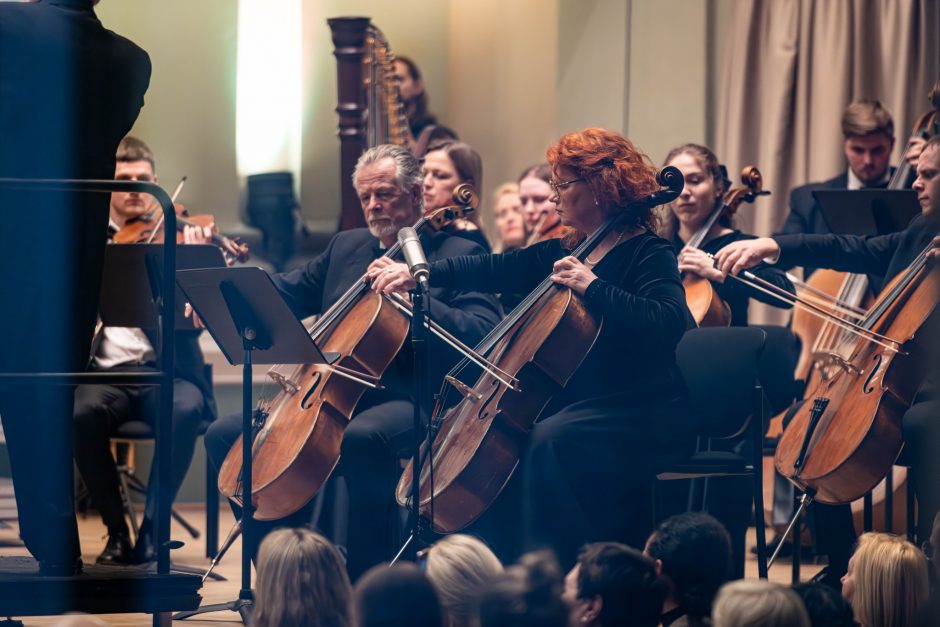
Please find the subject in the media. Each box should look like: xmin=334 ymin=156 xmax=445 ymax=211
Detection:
xmin=204 ymin=144 xmax=501 ymax=580
xmin=715 ymin=135 xmax=940 ymax=587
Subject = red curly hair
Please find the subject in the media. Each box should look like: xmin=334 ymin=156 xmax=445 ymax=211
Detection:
xmin=546 ymin=128 xmax=659 ymax=246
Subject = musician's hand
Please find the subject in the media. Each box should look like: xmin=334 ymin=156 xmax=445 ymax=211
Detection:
xmin=715 ymin=237 xmax=781 ymax=277
xmin=183 ymin=224 xmax=213 ymax=245
xmin=368 ymin=261 xmax=416 ymax=295
xmin=929 ymin=235 xmax=940 ymax=261
xmin=906 ymin=136 xmax=927 ymax=167
xmin=678 ymin=246 xmax=724 ymax=283
xmin=184 ymin=303 xmax=205 ymax=329
xmin=551 ymin=256 xmax=597 ymax=295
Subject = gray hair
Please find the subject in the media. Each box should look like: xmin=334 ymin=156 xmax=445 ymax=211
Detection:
xmin=352 ymin=144 xmax=424 ymax=207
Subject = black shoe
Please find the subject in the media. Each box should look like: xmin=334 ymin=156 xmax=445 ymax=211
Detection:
xmin=38 ymin=557 xmax=83 ymax=576
xmin=132 ymin=528 xmax=155 ymax=564
xmin=96 ymin=530 xmax=134 ymax=565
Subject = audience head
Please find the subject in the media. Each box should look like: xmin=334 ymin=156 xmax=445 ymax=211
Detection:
xmin=476 ymin=550 xmax=568 ymax=627
xmin=644 ymin=512 xmax=733 ymax=619
xmin=929 ymin=510 xmax=940 ymax=582
xmin=841 ymin=99 xmax=895 ymax=185
xmin=353 ymin=144 xmax=424 ymax=245
xmin=562 ymin=542 xmax=664 ymax=627
xmin=253 ymin=528 xmax=352 ymax=627
xmin=792 ymin=582 xmax=855 ymax=627
xmin=712 ymin=580 xmax=810 ymax=627
xmin=842 ymin=532 xmax=929 ymax=627
xmin=518 ymin=163 xmax=559 ymax=237
xmin=422 ymin=534 xmax=503 ymax=627
xmin=491 ymin=182 xmax=527 ymax=251
xmin=546 ymin=127 xmax=659 ymax=245
xmin=661 ymin=143 xmax=731 ymax=239
xmin=354 ymin=562 xmax=444 ymax=627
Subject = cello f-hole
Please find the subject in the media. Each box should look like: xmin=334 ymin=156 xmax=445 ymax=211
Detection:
xmin=863 ymin=354 xmax=883 ymax=394
xmin=300 ymin=371 xmax=323 ymax=410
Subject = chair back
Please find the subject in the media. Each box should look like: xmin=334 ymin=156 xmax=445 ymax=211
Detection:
xmin=676 ymin=327 xmax=766 ymax=440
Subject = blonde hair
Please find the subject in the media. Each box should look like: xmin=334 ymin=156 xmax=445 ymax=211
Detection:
xmin=425 ymin=534 xmax=504 ymax=627
xmin=253 ymin=528 xmax=352 ymax=627
xmin=850 ymin=532 xmax=929 ymax=627
xmin=712 ymin=580 xmax=810 ymax=627
xmin=492 ymin=181 xmax=519 ymax=204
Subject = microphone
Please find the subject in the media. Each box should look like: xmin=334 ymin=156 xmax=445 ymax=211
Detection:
xmin=397 ymin=227 xmax=430 ymax=289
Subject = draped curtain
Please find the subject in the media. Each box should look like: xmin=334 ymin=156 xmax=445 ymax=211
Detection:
xmin=714 ymin=0 xmax=940 ymax=323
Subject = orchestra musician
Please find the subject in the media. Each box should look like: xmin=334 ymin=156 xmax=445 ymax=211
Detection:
xmin=491 ymin=182 xmax=527 ymax=253
xmin=74 ymin=137 xmax=216 ymax=566
xmin=421 ymin=140 xmax=491 ymax=251
xmin=519 ymin=163 xmax=567 ymax=243
xmin=663 ymin=143 xmax=794 ymax=326
xmin=715 ymin=134 xmax=940 ymax=585
xmin=370 ymin=128 xmax=695 ymax=567
xmin=0 ymin=0 xmax=150 ymax=576
xmin=204 ymin=144 xmax=502 ymax=580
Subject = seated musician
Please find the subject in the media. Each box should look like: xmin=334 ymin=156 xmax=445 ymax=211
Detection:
xmin=203 ymin=144 xmax=502 ymax=580
xmin=663 ymin=143 xmax=794 ymax=326
xmin=491 ymin=182 xmax=528 ymax=253
xmin=519 ymin=163 xmax=567 ymax=243
xmin=371 ymin=127 xmax=695 ymax=567
xmin=75 ymin=136 xmax=216 ymax=565
xmin=716 ymin=134 xmax=940 ymax=585
xmin=422 ymin=139 xmax=491 ymax=251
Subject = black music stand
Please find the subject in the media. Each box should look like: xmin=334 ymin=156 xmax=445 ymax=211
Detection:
xmin=813 ymin=189 xmax=921 ymax=236
xmin=173 ymin=267 xmax=334 ymax=623
xmin=97 ymin=244 xmax=225 ymax=580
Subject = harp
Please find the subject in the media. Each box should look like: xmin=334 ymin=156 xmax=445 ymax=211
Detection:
xmin=328 ymin=17 xmax=410 ymax=230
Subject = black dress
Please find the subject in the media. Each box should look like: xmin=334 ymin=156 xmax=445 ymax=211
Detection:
xmin=430 ymin=231 xmax=694 ymax=566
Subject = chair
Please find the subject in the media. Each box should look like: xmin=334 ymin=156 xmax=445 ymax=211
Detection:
xmin=655 ymin=327 xmax=769 ymax=579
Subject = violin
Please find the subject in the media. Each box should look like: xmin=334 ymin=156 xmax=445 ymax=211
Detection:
xmin=683 ymin=167 xmax=769 ymax=326
xmin=395 ymin=168 xmax=684 ymax=532
xmin=217 ymin=189 xmax=485 ymax=520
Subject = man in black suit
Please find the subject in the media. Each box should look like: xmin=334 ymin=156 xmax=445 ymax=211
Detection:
xmin=717 ymin=135 xmax=940 ymax=584
xmin=0 ymin=0 xmax=150 ymax=575
xmin=204 ymin=144 xmax=502 ymax=580
xmin=73 ymin=137 xmax=216 ymax=566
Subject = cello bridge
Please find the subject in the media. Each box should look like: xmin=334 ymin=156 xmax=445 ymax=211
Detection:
xmin=268 ymin=371 xmax=300 ymax=395
xmin=811 ymin=352 xmax=862 ymax=378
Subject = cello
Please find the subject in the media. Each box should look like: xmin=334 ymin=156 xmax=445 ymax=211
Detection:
xmin=217 ymin=188 xmax=503 ymax=520
xmin=682 ymin=167 xmax=770 ymax=326
xmin=395 ymin=167 xmax=684 ymax=532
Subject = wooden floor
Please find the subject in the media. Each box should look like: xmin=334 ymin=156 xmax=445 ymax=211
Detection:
xmin=0 ymin=505 xmax=822 ymax=626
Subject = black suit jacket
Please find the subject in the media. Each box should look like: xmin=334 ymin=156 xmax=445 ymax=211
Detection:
xmin=273 ymin=228 xmax=503 ymax=398
xmin=777 ymin=172 xmax=850 ymax=240
xmin=0 ymin=0 xmax=151 ymax=373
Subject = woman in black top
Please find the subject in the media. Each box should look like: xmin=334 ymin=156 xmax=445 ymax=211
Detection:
xmin=662 ymin=143 xmax=794 ymax=326
xmin=422 ymin=140 xmax=491 ymax=252
xmin=370 ymin=127 xmax=694 ymax=566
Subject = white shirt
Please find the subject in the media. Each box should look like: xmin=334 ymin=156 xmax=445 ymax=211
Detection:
xmin=847 ymin=168 xmax=890 ymax=191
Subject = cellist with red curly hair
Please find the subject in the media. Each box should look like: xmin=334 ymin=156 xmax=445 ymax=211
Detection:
xmin=371 ymin=127 xmax=695 ymax=565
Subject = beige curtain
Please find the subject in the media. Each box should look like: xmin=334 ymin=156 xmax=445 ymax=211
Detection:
xmin=715 ymin=0 xmax=939 ymax=324
xmin=716 ymin=0 xmax=940 ymax=238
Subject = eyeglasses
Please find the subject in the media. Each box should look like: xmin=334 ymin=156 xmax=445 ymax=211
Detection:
xmin=549 ymin=176 xmax=585 ymax=195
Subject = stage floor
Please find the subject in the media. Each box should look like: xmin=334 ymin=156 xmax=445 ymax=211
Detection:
xmin=0 ymin=504 xmax=822 ymax=626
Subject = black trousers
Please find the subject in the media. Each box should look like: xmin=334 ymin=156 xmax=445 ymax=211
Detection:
xmin=204 ymin=390 xmax=416 ymax=580
xmin=0 ymin=385 xmax=81 ymax=565
xmin=519 ymin=392 xmax=691 ymax=569
xmin=73 ymin=369 xmax=204 ymax=534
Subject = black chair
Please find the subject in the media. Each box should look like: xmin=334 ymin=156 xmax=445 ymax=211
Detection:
xmin=656 ymin=327 xmax=769 ymax=579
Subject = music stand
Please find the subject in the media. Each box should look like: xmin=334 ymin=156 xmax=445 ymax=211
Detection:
xmin=812 ymin=189 xmax=921 ymax=236
xmin=173 ymin=267 xmax=334 ymax=623
xmin=97 ymin=244 xmax=225 ymax=580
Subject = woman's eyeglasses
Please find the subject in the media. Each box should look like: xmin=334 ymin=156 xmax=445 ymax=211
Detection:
xmin=549 ymin=177 xmax=585 ymax=195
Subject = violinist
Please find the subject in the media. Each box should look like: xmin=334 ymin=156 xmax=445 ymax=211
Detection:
xmin=663 ymin=143 xmax=794 ymax=326
xmin=716 ymin=134 xmax=940 ymax=585
xmin=74 ymin=136 xmax=216 ymax=565
xmin=422 ymin=140 xmax=491 ymax=251
xmin=203 ymin=144 xmax=501 ymax=579
xmin=520 ymin=163 xmax=567 ymax=243
xmin=371 ymin=128 xmax=694 ymax=567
